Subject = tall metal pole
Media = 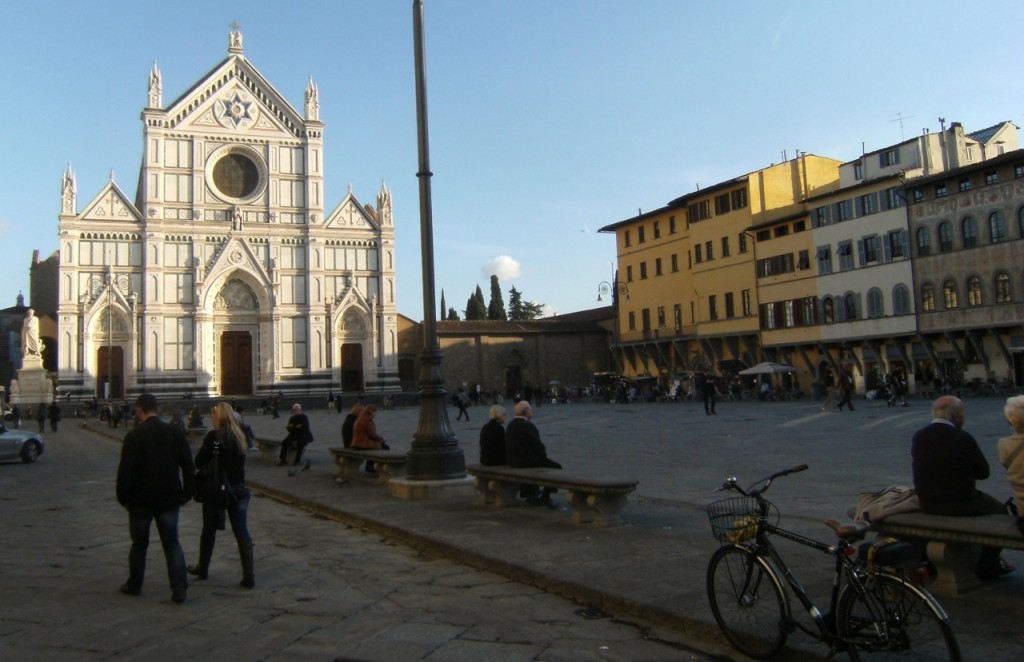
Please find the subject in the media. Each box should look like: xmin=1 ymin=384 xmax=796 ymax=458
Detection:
xmin=406 ymin=0 xmax=464 ymax=480
xmin=107 ymin=264 xmax=113 ymax=400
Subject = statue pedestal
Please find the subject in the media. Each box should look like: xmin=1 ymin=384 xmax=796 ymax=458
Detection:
xmin=9 ymin=356 xmax=53 ymax=407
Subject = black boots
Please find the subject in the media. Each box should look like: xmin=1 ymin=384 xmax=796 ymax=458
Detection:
xmin=187 ymin=535 xmax=214 ymax=580
xmin=238 ymin=540 xmax=255 ymax=588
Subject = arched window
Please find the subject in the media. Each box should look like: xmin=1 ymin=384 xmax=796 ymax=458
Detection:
xmin=967 ymin=275 xmax=982 ymax=306
xmin=938 ymin=221 xmax=954 ymax=252
xmin=916 ymin=226 xmax=931 ymax=256
xmin=893 ymin=284 xmax=911 ymax=315
xmin=823 ymin=297 xmax=835 ymax=323
xmin=921 ymin=283 xmax=935 ymax=311
xmin=943 ymin=280 xmax=958 ymax=309
xmin=867 ymin=288 xmax=884 ymax=318
xmin=990 ymin=211 xmax=1007 ymax=243
xmin=961 ymin=216 xmax=978 ymax=248
xmin=844 ymin=293 xmax=857 ymax=320
xmin=995 ymin=272 xmax=1011 ymax=303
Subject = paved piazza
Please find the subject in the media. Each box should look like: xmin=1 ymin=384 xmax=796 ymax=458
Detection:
xmin=2 ymin=393 xmax=1022 ymax=660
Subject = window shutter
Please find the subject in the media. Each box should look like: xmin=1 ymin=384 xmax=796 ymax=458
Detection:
xmin=857 ymin=240 xmax=865 ymax=266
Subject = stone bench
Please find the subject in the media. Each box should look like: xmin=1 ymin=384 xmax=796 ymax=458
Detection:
xmin=873 ymin=512 xmax=1024 ymax=596
xmin=254 ymin=437 xmax=285 ymax=463
xmin=465 ymin=464 xmax=639 ymax=527
xmin=328 ymin=447 xmax=408 ymax=483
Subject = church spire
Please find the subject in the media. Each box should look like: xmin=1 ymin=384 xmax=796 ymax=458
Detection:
xmin=377 ymin=180 xmax=393 ymax=227
xmin=148 ymin=61 xmax=162 ymax=108
xmin=305 ymin=76 xmax=320 ymax=121
xmin=61 ymin=163 xmax=77 ymax=215
xmin=228 ymin=20 xmax=243 ymax=54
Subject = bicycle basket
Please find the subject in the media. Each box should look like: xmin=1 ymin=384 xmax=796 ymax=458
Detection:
xmin=707 ymin=497 xmax=777 ymax=543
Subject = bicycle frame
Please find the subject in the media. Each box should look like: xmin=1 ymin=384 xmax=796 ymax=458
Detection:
xmin=745 ymin=513 xmax=862 ymax=642
xmin=713 ymin=466 xmax=955 ymax=657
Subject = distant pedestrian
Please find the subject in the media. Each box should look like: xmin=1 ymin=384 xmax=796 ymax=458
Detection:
xmin=48 ymin=401 xmax=61 ymax=432
xmin=700 ymin=373 xmax=717 ymax=416
xmin=836 ymin=370 xmax=856 ymax=411
xmin=820 ymin=372 xmax=837 ymax=412
xmin=11 ymin=404 xmax=21 ymax=429
xmin=115 ymin=393 xmax=194 ymax=603
xmin=36 ymin=403 xmax=47 ymax=433
xmin=455 ymin=388 xmax=470 ymax=421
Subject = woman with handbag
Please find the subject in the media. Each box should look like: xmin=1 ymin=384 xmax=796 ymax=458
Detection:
xmin=188 ymin=403 xmax=255 ymax=588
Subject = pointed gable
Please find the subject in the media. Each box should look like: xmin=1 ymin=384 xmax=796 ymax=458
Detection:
xmin=204 ymin=236 xmax=273 ymax=291
xmin=161 ymin=55 xmax=306 ymax=139
xmin=79 ymin=181 xmax=143 ymax=223
xmin=324 ymin=192 xmax=379 ymax=231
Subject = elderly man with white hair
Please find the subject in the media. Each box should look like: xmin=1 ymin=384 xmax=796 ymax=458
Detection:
xmin=912 ymin=395 xmax=1014 ymax=580
xmin=505 ymin=400 xmax=562 ymax=508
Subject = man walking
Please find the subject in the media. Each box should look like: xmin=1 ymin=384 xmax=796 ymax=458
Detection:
xmin=116 ymin=393 xmax=195 ymax=603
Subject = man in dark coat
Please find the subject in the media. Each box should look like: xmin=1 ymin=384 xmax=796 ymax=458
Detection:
xmin=505 ymin=400 xmax=561 ymax=507
xmin=279 ymin=403 xmax=313 ymax=466
xmin=116 ymin=393 xmax=195 ymax=602
xmin=912 ymin=395 xmax=1013 ymax=580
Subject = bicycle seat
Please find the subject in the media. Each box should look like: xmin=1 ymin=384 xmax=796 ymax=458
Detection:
xmin=824 ymin=519 xmax=870 ymax=541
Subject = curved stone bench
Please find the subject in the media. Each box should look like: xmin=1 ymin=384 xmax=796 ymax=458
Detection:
xmin=873 ymin=512 xmax=1024 ymax=596
xmin=328 ymin=447 xmax=408 ymax=484
xmin=466 ymin=464 xmax=639 ymax=527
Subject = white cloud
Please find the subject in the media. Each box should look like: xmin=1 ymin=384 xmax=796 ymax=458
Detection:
xmin=483 ymin=255 xmax=521 ymax=281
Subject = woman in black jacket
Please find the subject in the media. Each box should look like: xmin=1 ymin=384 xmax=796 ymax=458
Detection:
xmin=187 ymin=402 xmax=255 ymax=588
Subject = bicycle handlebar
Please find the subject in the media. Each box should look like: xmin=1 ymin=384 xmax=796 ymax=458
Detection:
xmin=716 ymin=464 xmax=809 ymax=497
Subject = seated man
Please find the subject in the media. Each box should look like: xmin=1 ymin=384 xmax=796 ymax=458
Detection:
xmin=998 ymin=395 xmax=1024 ymax=532
xmin=912 ymin=395 xmax=1014 ymax=580
xmin=505 ymin=401 xmax=561 ymax=508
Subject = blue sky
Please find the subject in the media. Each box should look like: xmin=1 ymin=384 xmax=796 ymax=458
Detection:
xmin=3 ymin=1 xmax=1023 ymax=321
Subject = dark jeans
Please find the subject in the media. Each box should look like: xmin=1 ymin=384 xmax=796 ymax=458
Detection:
xmin=279 ymin=438 xmax=308 ymax=464
xmin=920 ymin=490 xmax=1006 ymax=575
xmin=200 ymin=486 xmax=252 ymax=551
xmin=703 ymin=392 xmax=716 ymax=414
xmin=127 ymin=507 xmax=187 ymax=592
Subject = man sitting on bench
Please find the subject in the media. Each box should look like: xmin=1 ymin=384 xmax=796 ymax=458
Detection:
xmin=912 ymin=395 xmax=1015 ymax=580
xmin=505 ymin=401 xmax=561 ymax=508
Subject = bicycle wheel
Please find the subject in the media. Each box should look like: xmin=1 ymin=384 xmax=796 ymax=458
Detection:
xmin=837 ymin=573 xmax=961 ymax=661
xmin=706 ymin=544 xmax=789 ymax=659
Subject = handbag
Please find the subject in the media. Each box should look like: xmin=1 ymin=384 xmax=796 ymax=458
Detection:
xmin=193 ymin=436 xmax=229 ymax=506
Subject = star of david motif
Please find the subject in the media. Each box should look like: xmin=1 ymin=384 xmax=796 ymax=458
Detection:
xmin=220 ymin=93 xmax=254 ymax=128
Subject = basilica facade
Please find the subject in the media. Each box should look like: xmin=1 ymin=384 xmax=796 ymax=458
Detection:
xmin=56 ymin=28 xmax=400 ymax=400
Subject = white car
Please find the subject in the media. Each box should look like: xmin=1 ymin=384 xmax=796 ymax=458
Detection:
xmin=0 ymin=425 xmax=44 ymax=463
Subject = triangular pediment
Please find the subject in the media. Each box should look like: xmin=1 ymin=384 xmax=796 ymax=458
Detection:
xmin=78 ymin=181 xmax=143 ymax=223
xmin=204 ymin=236 xmax=272 ymax=295
xmin=324 ymin=193 xmax=379 ymax=231
xmin=162 ymin=55 xmax=304 ymax=138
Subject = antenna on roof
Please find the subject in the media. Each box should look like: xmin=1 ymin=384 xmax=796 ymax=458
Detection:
xmin=891 ymin=112 xmax=914 ymax=141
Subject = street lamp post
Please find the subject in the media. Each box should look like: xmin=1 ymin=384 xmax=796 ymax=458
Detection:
xmin=596 ymin=280 xmax=630 ymax=304
xmin=403 ymin=0 xmax=465 ymax=485
xmin=107 ymin=266 xmax=114 ymax=399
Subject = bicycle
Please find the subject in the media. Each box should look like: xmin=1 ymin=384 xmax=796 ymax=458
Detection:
xmin=705 ymin=464 xmax=961 ymax=660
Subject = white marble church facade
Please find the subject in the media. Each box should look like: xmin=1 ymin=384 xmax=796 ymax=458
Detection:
xmin=56 ymin=28 xmax=400 ymax=400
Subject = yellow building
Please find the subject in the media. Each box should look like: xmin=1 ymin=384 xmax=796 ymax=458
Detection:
xmin=598 ymin=155 xmax=840 ymax=389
